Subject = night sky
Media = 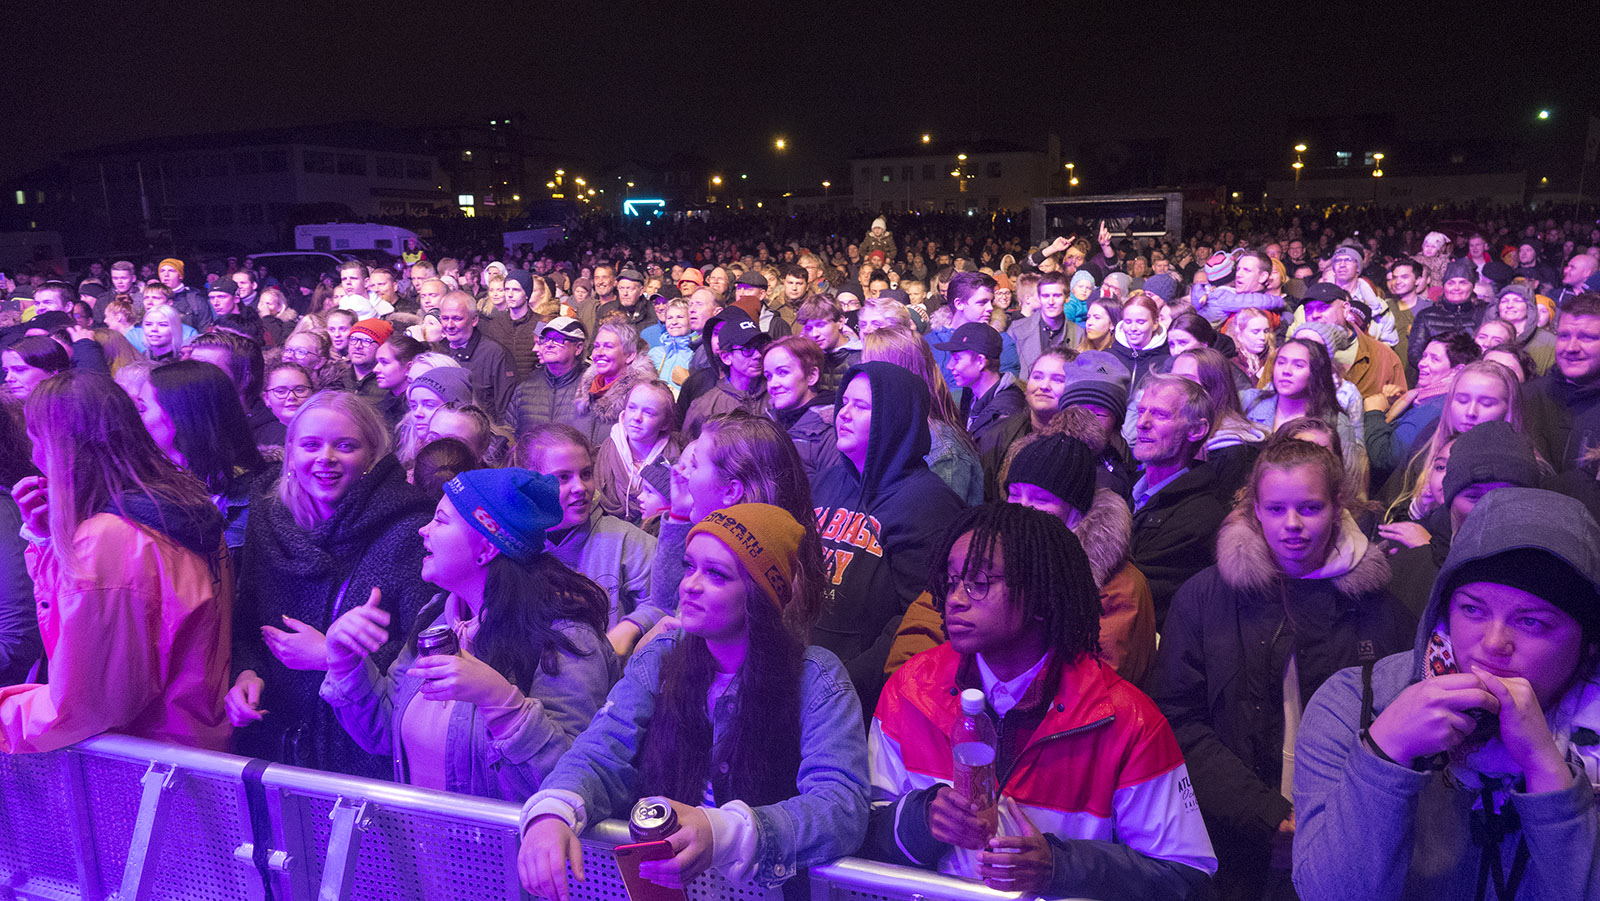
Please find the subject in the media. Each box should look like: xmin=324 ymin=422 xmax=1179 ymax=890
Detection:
xmin=6 ymin=1 xmax=1596 ymax=190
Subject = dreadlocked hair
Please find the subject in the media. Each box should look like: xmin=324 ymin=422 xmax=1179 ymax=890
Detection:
xmin=636 ymin=558 xmax=804 ymax=808
xmin=927 ymin=502 xmax=1101 ymax=662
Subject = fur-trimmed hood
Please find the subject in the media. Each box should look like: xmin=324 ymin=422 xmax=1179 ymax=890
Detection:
xmin=1073 ymin=487 xmax=1132 ymax=590
xmin=1216 ymin=507 xmax=1390 ymax=598
xmin=574 ymin=353 xmax=659 ymax=421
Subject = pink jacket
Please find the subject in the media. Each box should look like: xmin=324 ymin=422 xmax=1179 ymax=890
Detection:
xmin=0 ymin=513 xmax=233 ymax=752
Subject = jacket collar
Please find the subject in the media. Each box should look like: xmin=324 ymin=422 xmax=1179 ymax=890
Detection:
xmin=907 ymin=645 xmax=1117 ymax=745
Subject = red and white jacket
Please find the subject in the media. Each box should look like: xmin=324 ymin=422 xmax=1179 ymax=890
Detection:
xmin=867 ymin=645 xmax=1216 ymax=898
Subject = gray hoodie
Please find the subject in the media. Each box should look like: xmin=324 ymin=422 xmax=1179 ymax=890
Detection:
xmin=1292 ymin=488 xmax=1600 ymax=901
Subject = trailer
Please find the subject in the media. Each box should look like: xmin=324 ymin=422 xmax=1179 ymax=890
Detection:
xmin=294 ymin=223 xmax=424 ymax=253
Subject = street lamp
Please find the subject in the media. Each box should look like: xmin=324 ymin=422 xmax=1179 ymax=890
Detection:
xmin=774 ymin=137 xmax=786 ymax=152
xmin=922 ymin=134 xmax=931 ymax=144
xmin=1065 ymin=162 xmax=1076 ymax=194
xmin=711 ymin=175 xmax=723 ymax=186
xmin=1538 ymin=109 xmax=1551 ymax=120
xmin=1294 ymin=144 xmax=1307 ymax=154
xmin=957 ymin=153 xmax=967 ymax=161
xmin=822 ymin=180 xmax=831 ymax=196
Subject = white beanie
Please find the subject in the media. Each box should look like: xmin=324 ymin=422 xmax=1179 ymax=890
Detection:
xmin=871 ymin=217 xmax=887 ymax=232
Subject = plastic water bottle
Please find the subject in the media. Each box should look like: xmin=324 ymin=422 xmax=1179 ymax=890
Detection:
xmin=951 ymin=688 xmax=999 ymax=840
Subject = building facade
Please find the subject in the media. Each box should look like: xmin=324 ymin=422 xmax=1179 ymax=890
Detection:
xmin=851 ymin=140 xmax=1051 ymax=214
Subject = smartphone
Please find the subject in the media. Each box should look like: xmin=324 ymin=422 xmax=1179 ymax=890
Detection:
xmin=613 ymin=840 xmax=686 ymax=901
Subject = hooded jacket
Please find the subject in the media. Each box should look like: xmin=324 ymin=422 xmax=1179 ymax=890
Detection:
xmin=885 ymin=487 xmax=1158 ymax=685
xmin=812 ymin=362 xmax=966 ymax=703
xmin=1111 ymin=322 xmax=1171 ymax=389
xmin=1294 ymin=488 xmax=1600 ymax=901
xmin=867 ymin=646 xmax=1217 ymax=900
xmin=1150 ymin=510 xmax=1413 ymax=897
xmin=771 ymin=392 xmax=841 ymax=479
xmin=0 ymin=495 xmax=232 ymax=753
xmin=232 ymin=456 xmax=435 ymax=777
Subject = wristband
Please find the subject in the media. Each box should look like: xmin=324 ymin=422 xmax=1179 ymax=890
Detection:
xmin=1360 ymin=728 xmax=1403 ymax=766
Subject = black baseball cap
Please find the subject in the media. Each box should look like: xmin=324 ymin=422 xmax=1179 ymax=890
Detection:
xmin=932 ymin=322 xmax=1003 ymax=360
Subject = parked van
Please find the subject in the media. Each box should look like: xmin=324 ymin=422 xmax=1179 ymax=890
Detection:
xmin=294 ymin=223 xmax=423 ymax=254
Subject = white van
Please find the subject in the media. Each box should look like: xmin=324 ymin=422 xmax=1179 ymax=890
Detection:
xmin=294 ymin=223 xmax=424 ymax=254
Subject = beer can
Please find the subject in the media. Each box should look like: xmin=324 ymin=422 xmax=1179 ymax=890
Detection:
xmin=416 ymin=625 xmax=460 ymax=658
xmin=628 ymin=796 xmax=679 ymax=842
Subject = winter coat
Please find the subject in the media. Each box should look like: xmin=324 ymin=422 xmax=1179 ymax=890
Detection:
xmin=319 ymin=594 xmax=620 ymax=800
xmin=1294 ymin=489 xmax=1600 ymax=901
xmin=508 ymin=364 xmax=592 ymax=440
xmin=648 ymin=333 xmax=695 ymax=397
xmin=683 ymin=378 xmax=766 ymax=438
xmin=1407 ymin=300 xmax=1486 ymax=370
xmin=859 ymin=231 xmax=897 ymax=262
xmin=436 ymin=330 xmax=517 ymax=419
xmin=812 ymin=363 xmax=965 ymax=706
xmin=1111 ymin=323 xmax=1171 ymax=390
xmin=0 ymin=500 xmax=232 ymax=753
xmin=771 ymin=394 xmax=841 ymax=481
xmin=1346 ymin=328 xmax=1409 ymax=399
xmin=573 ymin=354 xmax=659 ymax=448
xmin=868 ymin=646 xmax=1217 ymax=899
xmin=1130 ymin=462 xmax=1231 ymax=628
xmin=232 ymin=455 xmax=434 ymax=777
xmin=977 ymin=411 xmax=1032 ymax=503
xmin=885 ymin=487 xmax=1157 ymax=685
xmin=1149 ymin=512 xmax=1413 ymax=899
xmin=1508 ymin=319 xmax=1557 ymax=376
xmin=960 ymin=377 xmax=1025 ymax=451
xmin=1530 ymin=370 xmax=1600 ymax=472
xmin=927 ymin=326 xmax=1021 ymax=381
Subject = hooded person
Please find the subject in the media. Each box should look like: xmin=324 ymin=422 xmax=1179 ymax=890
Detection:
xmin=1149 ymin=436 xmax=1415 ymax=899
xmin=1294 ymin=488 xmax=1600 ymax=901
xmin=1385 ymin=420 xmax=1545 ymax=618
xmin=812 ymin=362 xmax=966 ymax=707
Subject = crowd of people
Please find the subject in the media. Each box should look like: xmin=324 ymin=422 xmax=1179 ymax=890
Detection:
xmin=0 ymin=202 xmax=1598 ymax=900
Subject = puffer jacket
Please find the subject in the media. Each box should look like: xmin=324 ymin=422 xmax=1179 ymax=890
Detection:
xmin=508 ymin=364 xmax=592 ymax=439
xmin=867 ymin=646 xmax=1217 ymax=899
xmin=1294 ymin=488 xmax=1600 ymax=901
xmin=232 ymin=456 xmax=434 ymax=777
xmin=771 ymin=394 xmax=840 ymax=480
xmin=1149 ymin=511 xmax=1414 ymax=899
xmin=0 ymin=501 xmax=232 ymax=753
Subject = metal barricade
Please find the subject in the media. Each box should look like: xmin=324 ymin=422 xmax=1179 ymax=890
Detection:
xmin=0 ymin=735 xmax=1030 ymax=901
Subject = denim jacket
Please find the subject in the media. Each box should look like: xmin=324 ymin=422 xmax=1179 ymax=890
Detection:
xmin=319 ymin=597 xmax=620 ymax=801
xmin=520 ymin=634 xmax=871 ymax=887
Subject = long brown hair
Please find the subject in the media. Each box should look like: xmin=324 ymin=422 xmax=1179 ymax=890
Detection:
xmin=26 ymin=371 xmax=214 ymax=576
xmin=860 ymin=326 xmax=971 ymax=450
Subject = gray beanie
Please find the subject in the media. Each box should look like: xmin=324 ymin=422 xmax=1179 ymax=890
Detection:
xmin=409 ymin=366 xmax=473 ymax=406
xmin=1442 ymin=421 xmax=1542 ymax=509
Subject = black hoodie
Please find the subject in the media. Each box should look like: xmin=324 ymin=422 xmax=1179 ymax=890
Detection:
xmin=812 ymin=362 xmax=965 ymax=703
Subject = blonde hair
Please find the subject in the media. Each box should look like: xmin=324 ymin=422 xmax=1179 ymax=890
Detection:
xmin=277 ymin=392 xmax=392 ymax=530
xmin=1388 ymin=361 xmax=1525 ymax=522
xmin=860 ymin=326 xmax=965 ymax=440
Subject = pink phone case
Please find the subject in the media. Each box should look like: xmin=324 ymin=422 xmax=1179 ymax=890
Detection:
xmin=613 ymin=841 xmax=688 ymax=901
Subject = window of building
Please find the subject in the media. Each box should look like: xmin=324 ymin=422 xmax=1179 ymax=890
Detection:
xmin=1363 ymin=151 xmax=1375 ymax=166
xmin=304 ymin=151 xmax=336 ymax=174
xmin=881 ymin=166 xmax=892 ymax=182
xmin=922 ymin=164 xmax=936 ymax=181
xmin=1335 ymin=151 xmax=1353 ymax=167
xmin=232 ymin=152 xmax=261 ymax=175
xmin=405 ymin=159 xmax=431 ymax=180
xmin=239 ymin=204 xmax=264 ymax=225
xmin=986 ymin=161 xmax=1002 ymax=178
xmin=337 ymin=154 xmax=366 ymax=176
xmin=376 ymin=156 xmax=404 ymax=179
xmin=901 ymin=165 xmax=914 ymax=182
xmin=261 ymin=149 xmax=289 ymax=172
xmin=13 ymin=190 xmax=22 ymax=206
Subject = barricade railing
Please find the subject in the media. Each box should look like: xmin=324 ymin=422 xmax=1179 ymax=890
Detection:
xmin=0 ymin=734 xmax=1034 ymax=901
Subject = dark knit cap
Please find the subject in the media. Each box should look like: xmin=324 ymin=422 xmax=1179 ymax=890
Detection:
xmin=1442 ymin=421 xmax=1541 ymax=508
xmin=1059 ymin=377 xmax=1129 ymax=424
xmin=1443 ymin=258 xmax=1478 ymax=283
xmin=1005 ymin=433 xmax=1097 ymax=515
xmin=1141 ymin=272 xmax=1178 ymax=302
xmin=639 ymin=459 xmax=673 ymax=500
xmin=443 ymin=467 xmax=564 ymax=563
xmin=505 ymin=269 xmax=533 ymax=296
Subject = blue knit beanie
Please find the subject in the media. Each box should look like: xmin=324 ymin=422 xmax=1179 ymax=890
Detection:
xmin=1070 ymin=270 xmax=1096 ymax=293
xmin=1141 ymin=272 xmax=1178 ymax=302
xmin=443 ymin=468 xmax=564 ymax=563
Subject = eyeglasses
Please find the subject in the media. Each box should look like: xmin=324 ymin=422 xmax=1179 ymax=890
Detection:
xmin=537 ymin=334 xmax=578 ymax=347
xmin=943 ymin=571 xmax=994 ymax=604
xmin=347 ymin=335 xmax=377 ymax=348
xmin=282 ymin=348 xmax=321 ymax=361
xmin=267 ymin=385 xmax=314 ymax=400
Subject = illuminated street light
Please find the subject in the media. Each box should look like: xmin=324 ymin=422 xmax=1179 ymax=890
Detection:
xmin=555 ymin=169 xmax=565 ymax=176
xmin=1294 ymin=143 xmax=1307 ymax=153
xmin=1069 ymin=177 xmax=1079 ymax=186
xmin=546 ymin=181 xmax=556 ymax=189
xmin=588 ymin=189 xmax=596 ymax=195
xmin=921 ymin=134 xmax=931 ymax=143
xmin=774 ymin=137 xmax=787 ymax=151
xmin=1292 ymin=161 xmax=1304 ymax=170
xmin=512 ymin=194 xmax=520 ymax=201
xmin=1372 ymin=169 xmax=1384 ymax=178
xmin=950 ymin=170 xmax=961 ymax=177
xmin=822 ymin=180 xmax=831 ymax=196
xmin=711 ymin=175 xmax=723 ymax=186
xmin=957 ymin=153 xmax=967 ymax=161
xmin=740 ymin=174 xmax=748 ymax=180
xmin=626 ymin=181 xmax=635 ymax=188
xmin=1538 ymin=109 xmax=1551 ymax=120
xmin=575 ymin=177 xmax=586 ymax=186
